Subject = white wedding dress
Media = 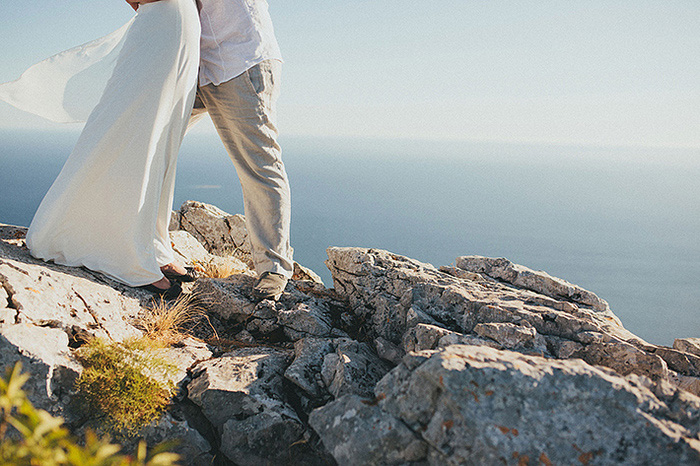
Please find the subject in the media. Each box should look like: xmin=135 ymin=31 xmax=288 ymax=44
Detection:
xmin=0 ymin=0 xmax=200 ymax=286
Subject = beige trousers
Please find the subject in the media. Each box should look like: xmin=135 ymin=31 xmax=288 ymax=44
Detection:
xmin=189 ymin=60 xmax=293 ymax=278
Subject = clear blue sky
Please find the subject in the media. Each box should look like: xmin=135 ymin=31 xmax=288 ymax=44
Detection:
xmin=1 ymin=1 xmax=699 ymax=148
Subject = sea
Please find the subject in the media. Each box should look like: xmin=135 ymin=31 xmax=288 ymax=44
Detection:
xmin=1 ymin=129 xmax=698 ymax=346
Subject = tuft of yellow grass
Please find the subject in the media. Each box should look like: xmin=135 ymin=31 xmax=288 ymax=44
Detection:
xmin=137 ymin=293 xmax=205 ymax=345
xmin=192 ymin=258 xmax=246 ymax=279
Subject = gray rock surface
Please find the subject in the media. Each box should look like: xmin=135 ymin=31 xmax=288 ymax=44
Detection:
xmin=150 ymin=337 xmax=213 ymax=390
xmin=194 ymin=273 xmax=341 ymax=344
xmin=139 ymin=412 xmax=214 ymax=466
xmin=192 ymin=275 xmax=257 ymax=322
xmin=309 ymin=395 xmax=428 ymax=465
xmin=473 ymin=321 xmax=547 ymax=353
xmin=293 ymin=262 xmax=325 ymax=286
xmin=313 ymin=345 xmax=700 ymax=465
xmin=284 ymin=338 xmax=335 ymax=398
xmin=675 ymin=338 xmax=700 ymax=357
xmin=402 ymin=323 xmax=498 ymax=354
xmin=187 ymin=346 xmax=294 ymax=429
xmin=0 ymin=323 xmax=81 ymax=416
xmin=325 ymin=247 xmax=698 ymax=394
xmin=187 ymin=346 xmax=308 ymax=464
xmin=321 ymin=338 xmax=392 ymax=399
xmin=455 ymin=255 xmax=612 ymax=314
xmin=220 ymin=411 xmax=306 ymax=466
xmin=179 ymin=200 xmax=252 ymax=263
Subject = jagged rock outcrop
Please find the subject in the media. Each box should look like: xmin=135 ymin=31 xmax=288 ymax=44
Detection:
xmin=3 ymin=201 xmax=700 ymax=465
xmin=311 ymin=345 xmax=700 ymax=465
xmin=175 ymin=200 xmax=324 ymax=285
xmin=324 ymin=247 xmax=700 ymax=394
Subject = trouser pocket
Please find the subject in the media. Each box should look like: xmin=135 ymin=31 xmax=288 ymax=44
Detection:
xmin=245 ymin=60 xmax=281 ymax=113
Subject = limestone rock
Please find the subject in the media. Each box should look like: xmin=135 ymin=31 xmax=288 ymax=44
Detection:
xmin=580 ymin=340 xmax=669 ymax=382
xmin=320 ymin=338 xmax=391 ymax=399
xmin=139 ymin=412 xmax=213 ymax=466
xmin=0 ymin=323 xmax=80 ymax=416
xmin=187 ymin=346 xmax=294 ymax=430
xmin=276 ymin=302 xmax=333 ymax=340
xmin=195 ymin=274 xmax=338 ymax=341
xmin=309 ymin=395 xmax=428 ymax=465
xmin=169 ymin=229 xmax=212 ymax=266
xmin=670 ymin=373 xmax=700 ymax=397
xmin=149 ymin=337 xmax=213 ymax=391
xmin=313 ymin=345 xmax=700 ymax=465
xmin=191 ymin=275 xmax=257 ymax=322
xmin=402 ymin=323 xmax=454 ymax=353
xmin=292 ymin=262 xmax=324 ymax=285
xmin=176 ymin=201 xmax=325 ymax=285
xmin=187 ymin=346 xmax=307 ymax=464
xmin=324 ymin=247 xmax=698 ymax=394
xmin=284 ymin=338 xmax=335 ymax=398
xmin=178 ymin=200 xmax=252 ymax=264
xmin=0 ymin=285 xmax=13 ymax=324
xmin=220 ymin=410 xmax=306 ymax=466
xmin=675 ymin=338 xmax=700 ymax=358
xmin=284 ymin=336 xmax=391 ymax=404
xmin=653 ymin=346 xmax=700 ymax=378
xmin=473 ymin=322 xmax=547 ymax=353
xmin=455 ymin=255 xmax=611 ymax=314
xmin=374 ymin=336 xmax=403 ymax=365
xmin=403 ymin=323 xmax=498 ymax=354
xmin=7 ymin=200 xmax=700 ymax=465
xmin=169 ymin=209 xmax=181 ymax=232
xmin=170 ymin=229 xmax=252 ymax=278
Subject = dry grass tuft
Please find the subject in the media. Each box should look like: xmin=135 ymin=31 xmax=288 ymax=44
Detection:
xmin=192 ymin=258 xmax=247 ymax=279
xmin=137 ymin=293 xmax=206 ymax=345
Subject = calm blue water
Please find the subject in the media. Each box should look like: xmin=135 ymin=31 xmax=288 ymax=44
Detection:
xmin=1 ymin=129 xmax=698 ymax=346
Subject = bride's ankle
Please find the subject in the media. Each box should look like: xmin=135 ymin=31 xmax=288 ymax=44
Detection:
xmin=152 ymin=276 xmax=171 ymax=290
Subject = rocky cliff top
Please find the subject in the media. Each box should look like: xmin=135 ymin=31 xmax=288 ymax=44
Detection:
xmin=1 ymin=200 xmax=699 ymax=465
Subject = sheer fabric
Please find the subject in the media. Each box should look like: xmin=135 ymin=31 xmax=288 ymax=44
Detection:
xmin=0 ymin=19 xmax=133 ymax=124
xmin=0 ymin=0 xmax=201 ymax=286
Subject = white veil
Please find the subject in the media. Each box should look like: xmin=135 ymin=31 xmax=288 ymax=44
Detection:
xmin=0 ymin=19 xmax=135 ymax=124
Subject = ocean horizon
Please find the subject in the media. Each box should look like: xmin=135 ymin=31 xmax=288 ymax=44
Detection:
xmin=1 ymin=129 xmax=698 ymax=346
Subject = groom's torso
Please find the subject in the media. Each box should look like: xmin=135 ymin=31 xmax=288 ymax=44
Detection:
xmin=198 ymin=0 xmax=282 ymax=87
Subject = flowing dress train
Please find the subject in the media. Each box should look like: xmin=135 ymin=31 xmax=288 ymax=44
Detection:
xmin=0 ymin=0 xmax=200 ymax=286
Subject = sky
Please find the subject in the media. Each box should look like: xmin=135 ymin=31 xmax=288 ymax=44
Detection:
xmin=1 ymin=1 xmax=699 ymax=148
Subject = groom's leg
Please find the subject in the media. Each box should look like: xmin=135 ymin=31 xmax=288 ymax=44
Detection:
xmin=198 ymin=60 xmax=293 ymax=278
xmin=187 ymin=92 xmax=209 ymax=130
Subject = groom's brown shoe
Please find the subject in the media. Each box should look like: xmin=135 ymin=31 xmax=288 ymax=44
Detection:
xmin=252 ymin=272 xmax=288 ymax=301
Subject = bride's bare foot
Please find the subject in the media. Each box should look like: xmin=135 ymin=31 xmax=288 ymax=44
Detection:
xmin=161 ymin=262 xmax=187 ymax=275
xmin=151 ymin=276 xmax=172 ymax=290
xmin=160 ymin=261 xmax=197 ymax=282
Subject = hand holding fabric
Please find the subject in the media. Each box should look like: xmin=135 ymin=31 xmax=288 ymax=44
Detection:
xmin=126 ymin=0 xmax=164 ymax=12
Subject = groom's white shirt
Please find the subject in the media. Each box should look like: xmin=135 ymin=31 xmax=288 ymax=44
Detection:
xmin=198 ymin=0 xmax=282 ymax=87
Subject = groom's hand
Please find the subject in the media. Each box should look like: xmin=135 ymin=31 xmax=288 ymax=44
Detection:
xmin=126 ymin=0 xmax=165 ymax=11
